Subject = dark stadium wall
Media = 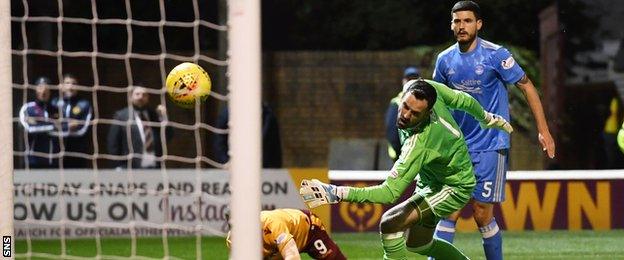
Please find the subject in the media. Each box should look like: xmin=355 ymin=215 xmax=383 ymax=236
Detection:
xmin=263 ymin=50 xmax=545 ymax=169
xmin=11 ymin=49 xmax=547 ymax=170
xmin=12 ymin=49 xmax=611 ymax=170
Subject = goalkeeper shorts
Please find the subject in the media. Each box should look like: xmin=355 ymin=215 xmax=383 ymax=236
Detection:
xmin=409 ymin=183 xmax=473 ymax=226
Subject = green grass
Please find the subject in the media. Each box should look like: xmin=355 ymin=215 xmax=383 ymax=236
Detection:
xmin=16 ymin=230 xmax=624 ymax=259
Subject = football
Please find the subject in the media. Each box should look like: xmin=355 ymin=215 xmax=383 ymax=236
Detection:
xmin=165 ymin=62 xmax=212 ymax=109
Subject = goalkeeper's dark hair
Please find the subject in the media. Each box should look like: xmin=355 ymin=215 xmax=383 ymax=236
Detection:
xmin=404 ymin=79 xmax=437 ymax=110
xmin=452 ymin=1 xmax=481 ymax=20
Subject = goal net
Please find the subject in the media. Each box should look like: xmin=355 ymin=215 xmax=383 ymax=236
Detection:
xmin=7 ymin=0 xmax=262 ymax=259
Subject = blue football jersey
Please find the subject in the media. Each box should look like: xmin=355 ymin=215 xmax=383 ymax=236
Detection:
xmin=433 ymin=38 xmax=524 ymax=151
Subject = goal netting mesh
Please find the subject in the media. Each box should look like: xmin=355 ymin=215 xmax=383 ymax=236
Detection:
xmin=9 ymin=0 xmax=249 ymax=259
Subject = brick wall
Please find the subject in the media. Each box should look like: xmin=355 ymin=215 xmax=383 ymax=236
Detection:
xmin=265 ymin=51 xmax=544 ymax=169
xmin=265 ymin=51 xmax=430 ymax=167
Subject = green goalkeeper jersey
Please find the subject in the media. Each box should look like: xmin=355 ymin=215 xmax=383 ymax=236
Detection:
xmin=346 ymin=79 xmax=486 ymax=204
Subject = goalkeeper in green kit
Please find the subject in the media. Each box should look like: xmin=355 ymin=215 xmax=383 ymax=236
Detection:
xmin=300 ymin=79 xmax=513 ymax=260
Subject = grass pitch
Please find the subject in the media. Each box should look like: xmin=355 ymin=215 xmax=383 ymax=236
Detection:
xmin=15 ymin=230 xmax=624 ymax=259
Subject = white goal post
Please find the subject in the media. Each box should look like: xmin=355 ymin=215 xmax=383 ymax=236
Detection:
xmin=228 ymin=0 xmax=262 ymax=259
xmin=0 ymin=0 xmax=14 ymax=258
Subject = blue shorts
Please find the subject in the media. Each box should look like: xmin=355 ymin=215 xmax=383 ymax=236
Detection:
xmin=470 ymin=149 xmax=508 ymax=203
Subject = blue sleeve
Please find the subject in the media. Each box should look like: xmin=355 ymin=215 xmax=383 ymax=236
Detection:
xmin=433 ymin=55 xmax=447 ymax=84
xmin=492 ymin=47 xmax=525 ymax=85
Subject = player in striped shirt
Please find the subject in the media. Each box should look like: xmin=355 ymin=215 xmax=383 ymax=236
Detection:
xmin=300 ymin=79 xmax=512 ymax=260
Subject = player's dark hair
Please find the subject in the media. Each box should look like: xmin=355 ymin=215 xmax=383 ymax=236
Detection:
xmin=452 ymin=1 xmax=481 ymax=20
xmin=405 ymin=79 xmax=437 ymax=110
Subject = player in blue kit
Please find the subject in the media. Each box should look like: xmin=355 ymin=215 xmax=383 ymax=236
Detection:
xmin=432 ymin=1 xmax=556 ymax=259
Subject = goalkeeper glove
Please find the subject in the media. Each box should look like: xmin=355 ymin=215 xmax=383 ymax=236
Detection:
xmin=299 ymin=179 xmax=346 ymax=208
xmin=481 ymin=112 xmax=513 ymax=134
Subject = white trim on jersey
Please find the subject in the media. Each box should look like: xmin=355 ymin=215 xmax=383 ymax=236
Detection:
xmin=480 ymin=38 xmax=502 ymax=50
xmin=427 ymin=186 xmax=454 ymax=207
xmin=438 ymin=116 xmax=461 ymax=138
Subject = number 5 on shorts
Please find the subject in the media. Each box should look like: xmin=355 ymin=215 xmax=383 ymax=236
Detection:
xmin=482 ymin=181 xmax=492 ymax=198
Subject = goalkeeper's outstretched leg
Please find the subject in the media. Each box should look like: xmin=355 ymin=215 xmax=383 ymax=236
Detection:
xmin=379 ymin=193 xmax=470 ymax=260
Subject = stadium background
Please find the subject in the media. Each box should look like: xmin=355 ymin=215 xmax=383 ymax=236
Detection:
xmin=11 ymin=0 xmax=621 ymax=170
xmin=8 ymin=0 xmax=624 ymax=259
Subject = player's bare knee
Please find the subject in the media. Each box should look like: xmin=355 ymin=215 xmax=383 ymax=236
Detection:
xmin=473 ymin=212 xmax=491 ymax=226
xmin=379 ymin=211 xmax=399 ymax=233
xmin=381 ymin=206 xmax=414 ymax=233
xmin=472 ymin=201 xmax=494 ymax=226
